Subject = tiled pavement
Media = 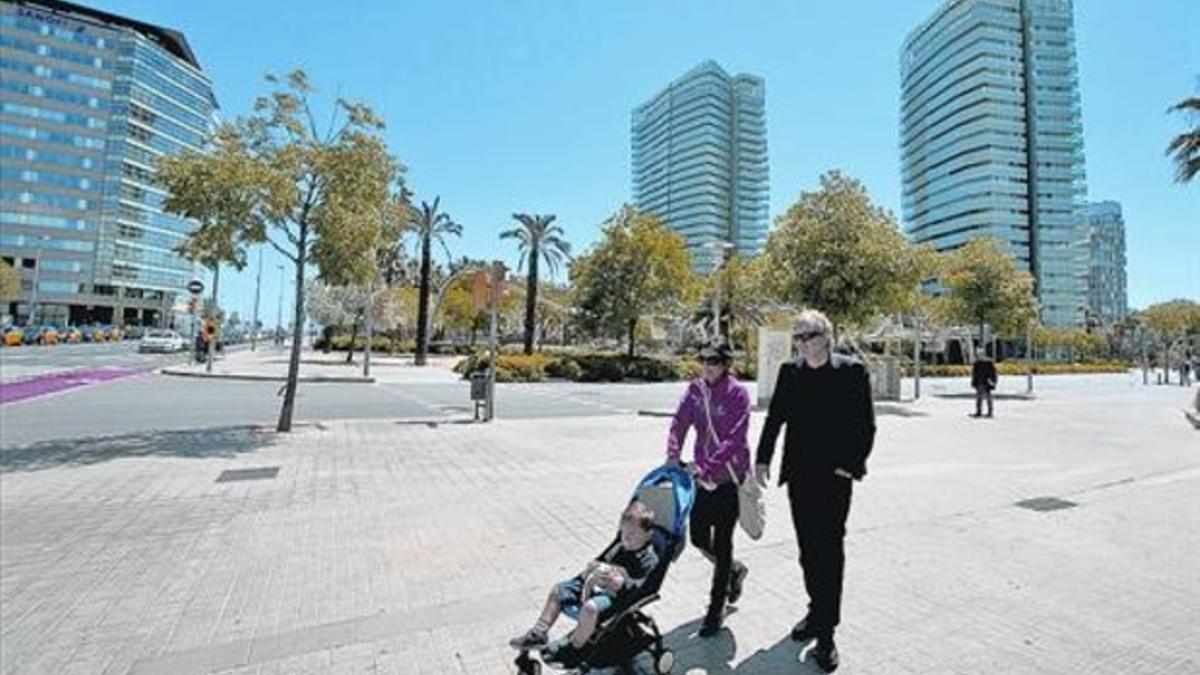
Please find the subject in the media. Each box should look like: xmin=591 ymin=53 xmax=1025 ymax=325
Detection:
xmin=1 ymin=377 xmax=1197 ymax=674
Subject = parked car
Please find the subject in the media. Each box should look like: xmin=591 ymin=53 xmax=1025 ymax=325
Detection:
xmin=3 ymin=327 xmax=22 ymax=347
xmin=36 ymin=326 xmax=60 ymax=345
xmin=64 ymin=327 xmax=82 ymax=343
xmin=138 ymin=329 xmax=186 ymax=353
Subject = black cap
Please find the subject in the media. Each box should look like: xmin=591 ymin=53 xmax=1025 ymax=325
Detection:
xmin=698 ymin=341 xmax=733 ymax=363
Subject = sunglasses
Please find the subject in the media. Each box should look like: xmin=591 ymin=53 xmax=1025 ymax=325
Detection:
xmin=699 ymin=356 xmax=725 ymax=365
xmin=793 ymin=331 xmax=825 ymax=342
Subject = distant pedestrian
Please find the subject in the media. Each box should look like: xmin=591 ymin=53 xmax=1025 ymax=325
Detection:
xmin=755 ymin=309 xmax=876 ymax=673
xmin=665 ymin=341 xmax=751 ymax=638
xmin=971 ymin=355 xmax=997 ymax=418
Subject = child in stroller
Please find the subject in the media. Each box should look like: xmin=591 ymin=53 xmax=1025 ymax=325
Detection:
xmin=510 ymin=465 xmax=695 ymax=674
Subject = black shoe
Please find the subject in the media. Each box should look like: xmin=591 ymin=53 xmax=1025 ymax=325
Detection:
xmin=791 ymin=616 xmax=819 ymax=643
xmin=970 ymin=412 xmax=982 ymax=418
xmin=542 ymin=639 xmax=582 ymax=668
xmin=727 ymin=561 xmax=748 ymax=605
xmin=812 ymin=639 xmax=839 ymax=672
xmin=699 ymin=607 xmax=724 ymax=638
xmin=508 ymin=627 xmax=548 ymax=650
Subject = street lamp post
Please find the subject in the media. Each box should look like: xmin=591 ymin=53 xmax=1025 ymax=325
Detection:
xmin=704 ymin=239 xmax=735 ymax=343
xmin=276 ymin=264 xmax=284 ymax=346
xmin=251 ymin=249 xmax=262 ymax=351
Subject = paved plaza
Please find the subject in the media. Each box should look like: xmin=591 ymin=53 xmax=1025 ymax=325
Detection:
xmin=1 ymin=372 xmax=1197 ymax=674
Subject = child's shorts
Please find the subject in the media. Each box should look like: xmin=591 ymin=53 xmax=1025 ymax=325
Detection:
xmin=555 ymin=577 xmax=618 ymax=621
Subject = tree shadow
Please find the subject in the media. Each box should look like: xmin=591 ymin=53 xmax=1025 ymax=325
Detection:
xmin=875 ymin=403 xmax=930 ymax=418
xmin=0 ymin=425 xmax=277 ymax=473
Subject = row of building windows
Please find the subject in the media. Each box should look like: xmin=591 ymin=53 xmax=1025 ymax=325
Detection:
xmin=0 ymin=121 xmax=106 ymax=149
xmin=0 ymin=12 xmax=111 ymax=50
xmin=0 ymin=144 xmax=98 ymax=171
xmin=0 ymin=234 xmax=95 ymax=252
xmin=0 ymin=55 xmax=112 ymax=90
xmin=0 ymin=189 xmax=90 ymax=211
xmin=0 ymin=78 xmax=102 ymax=109
xmin=0 ymin=34 xmax=107 ymax=70
xmin=1 ymin=100 xmax=105 ymax=129
xmin=0 ymin=167 xmax=95 ymax=191
xmin=0 ymin=210 xmax=95 ymax=231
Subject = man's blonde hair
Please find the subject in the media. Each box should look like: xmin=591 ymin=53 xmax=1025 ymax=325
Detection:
xmin=794 ymin=308 xmax=833 ymax=336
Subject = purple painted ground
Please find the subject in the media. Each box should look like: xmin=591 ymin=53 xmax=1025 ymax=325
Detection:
xmin=0 ymin=367 xmax=145 ymax=405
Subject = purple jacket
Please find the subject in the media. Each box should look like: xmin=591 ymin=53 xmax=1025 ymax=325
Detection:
xmin=666 ymin=374 xmax=752 ymax=485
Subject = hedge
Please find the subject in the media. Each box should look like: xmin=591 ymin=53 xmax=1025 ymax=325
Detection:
xmin=903 ymin=361 xmax=1130 ymax=377
xmin=454 ymin=352 xmax=713 ymax=383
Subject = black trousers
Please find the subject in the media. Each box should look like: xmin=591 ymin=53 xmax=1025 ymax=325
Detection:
xmin=689 ymin=482 xmax=738 ymax=610
xmin=787 ymin=473 xmax=853 ymax=638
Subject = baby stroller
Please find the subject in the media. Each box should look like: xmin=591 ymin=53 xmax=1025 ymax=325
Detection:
xmin=515 ymin=464 xmax=696 ymax=675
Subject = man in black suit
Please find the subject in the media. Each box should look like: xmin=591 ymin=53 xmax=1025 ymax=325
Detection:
xmin=755 ymin=309 xmax=876 ymax=673
xmin=971 ymin=355 xmax=998 ymax=418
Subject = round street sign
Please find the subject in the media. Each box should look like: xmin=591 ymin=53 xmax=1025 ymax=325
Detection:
xmin=187 ymin=279 xmax=204 ymax=295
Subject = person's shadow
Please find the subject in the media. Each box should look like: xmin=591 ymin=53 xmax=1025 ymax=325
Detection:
xmin=613 ymin=615 xmax=826 ymax=674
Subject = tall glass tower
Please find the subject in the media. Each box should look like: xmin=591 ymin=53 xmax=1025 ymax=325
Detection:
xmin=900 ymin=0 xmax=1089 ymax=327
xmin=631 ymin=61 xmax=768 ymax=274
xmin=1 ymin=0 xmax=216 ymax=328
xmin=1084 ymin=200 xmax=1127 ymax=326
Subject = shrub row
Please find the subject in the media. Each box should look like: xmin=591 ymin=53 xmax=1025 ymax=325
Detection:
xmin=453 ymin=352 xmax=747 ymax=383
xmin=313 ymin=335 xmax=475 ymax=355
xmin=903 ymin=361 xmax=1130 ymax=378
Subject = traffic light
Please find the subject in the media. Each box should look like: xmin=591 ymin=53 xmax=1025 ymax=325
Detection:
xmin=187 ymin=297 xmax=198 ymax=314
xmin=203 ymin=320 xmax=217 ymax=342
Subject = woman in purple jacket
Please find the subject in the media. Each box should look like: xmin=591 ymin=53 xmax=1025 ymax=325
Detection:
xmin=666 ymin=341 xmax=752 ymax=637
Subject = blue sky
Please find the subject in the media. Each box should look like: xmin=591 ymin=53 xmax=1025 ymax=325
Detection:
xmin=94 ymin=0 xmax=1199 ymax=326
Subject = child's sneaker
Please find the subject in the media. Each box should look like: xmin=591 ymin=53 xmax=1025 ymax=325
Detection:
xmin=508 ymin=628 xmax=549 ymax=650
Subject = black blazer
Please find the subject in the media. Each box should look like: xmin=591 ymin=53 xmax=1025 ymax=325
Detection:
xmin=971 ymin=359 xmax=997 ymax=389
xmin=755 ymin=354 xmax=876 ymax=483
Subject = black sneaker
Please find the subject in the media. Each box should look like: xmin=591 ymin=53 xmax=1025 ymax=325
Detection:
xmin=543 ymin=639 xmax=582 ymax=668
xmin=508 ymin=628 xmax=548 ymax=650
xmin=790 ymin=616 xmax=818 ymax=643
xmin=727 ymin=562 xmax=748 ymax=605
xmin=812 ymin=638 xmax=839 ymax=672
xmin=698 ymin=607 xmax=724 ymax=638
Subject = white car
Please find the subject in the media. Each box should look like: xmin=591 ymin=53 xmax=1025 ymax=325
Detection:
xmin=138 ymin=329 xmax=186 ymax=353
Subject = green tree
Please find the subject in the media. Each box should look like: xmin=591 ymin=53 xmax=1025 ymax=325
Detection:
xmin=412 ymin=197 xmax=462 ymax=366
xmin=570 ymin=205 xmax=698 ymax=356
xmin=1166 ymin=97 xmax=1200 ymax=183
xmin=764 ymin=170 xmax=933 ymax=339
xmin=0 ymin=260 xmax=20 ymax=303
xmin=501 ymin=214 xmax=572 ymax=354
xmin=938 ymin=237 xmax=1038 ymax=346
xmin=1138 ymin=299 xmax=1200 ymax=343
xmin=707 ymin=253 xmax=769 ymax=351
xmin=159 ymin=70 xmax=399 ymax=431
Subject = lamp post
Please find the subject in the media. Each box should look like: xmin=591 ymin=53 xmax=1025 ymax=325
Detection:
xmin=276 ymin=264 xmax=284 ymax=345
xmin=251 ymin=249 xmax=262 ymax=351
xmin=704 ymin=239 xmax=735 ymax=342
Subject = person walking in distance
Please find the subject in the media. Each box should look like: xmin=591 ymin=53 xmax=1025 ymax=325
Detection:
xmin=754 ymin=309 xmax=876 ymax=673
xmin=971 ymin=354 xmax=998 ymax=418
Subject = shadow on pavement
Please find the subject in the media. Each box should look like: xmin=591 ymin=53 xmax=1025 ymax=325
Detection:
xmin=0 ymin=425 xmax=276 ymax=473
xmin=620 ymin=619 xmax=822 ymax=674
xmin=875 ymin=403 xmax=930 ymax=417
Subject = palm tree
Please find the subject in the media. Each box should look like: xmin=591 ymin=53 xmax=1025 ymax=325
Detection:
xmin=501 ymin=213 xmax=571 ymax=354
xmin=413 ymin=197 xmax=461 ymax=366
xmin=1167 ymin=96 xmax=1200 ymax=183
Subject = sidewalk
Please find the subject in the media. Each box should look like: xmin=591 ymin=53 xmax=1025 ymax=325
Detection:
xmin=1 ymin=378 xmax=1196 ymax=674
xmin=159 ymin=348 xmax=463 ymax=385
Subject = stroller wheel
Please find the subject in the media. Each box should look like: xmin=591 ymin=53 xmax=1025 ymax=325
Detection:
xmin=655 ymin=649 xmax=674 ymax=674
xmin=514 ymin=651 xmax=541 ymax=675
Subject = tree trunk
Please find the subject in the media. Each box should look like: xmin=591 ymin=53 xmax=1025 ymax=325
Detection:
xmin=415 ymin=232 xmax=432 ymax=366
xmin=277 ymin=226 xmax=308 ymax=432
xmin=979 ymin=319 xmax=986 ymax=358
xmin=627 ymin=317 xmax=637 ymax=357
xmin=345 ymin=317 xmax=359 ymax=363
xmin=523 ymin=248 xmax=538 ymax=355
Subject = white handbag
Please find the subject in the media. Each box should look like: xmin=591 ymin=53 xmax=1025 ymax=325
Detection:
xmin=701 ymin=382 xmax=765 ymax=540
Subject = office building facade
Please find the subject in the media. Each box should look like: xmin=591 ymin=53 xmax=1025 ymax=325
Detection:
xmin=1 ymin=0 xmax=216 ymax=328
xmin=900 ymin=0 xmax=1089 ymax=327
xmin=1084 ymin=200 xmax=1127 ymax=326
xmin=631 ymin=61 xmax=768 ymax=274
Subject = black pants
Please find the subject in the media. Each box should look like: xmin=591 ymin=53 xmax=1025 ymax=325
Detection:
xmin=689 ymin=482 xmax=738 ymax=611
xmin=974 ymin=386 xmax=994 ymax=416
xmin=788 ymin=474 xmax=853 ymax=639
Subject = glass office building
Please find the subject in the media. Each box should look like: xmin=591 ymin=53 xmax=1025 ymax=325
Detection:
xmin=631 ymin=61 xmax=768 ymax=274
xmin=1 ymin=0 xmax=216 ymax=328
xmin=900 ymin=0 xmax=1089 ymax=327
xmin=1084 ymin=200 xmax=1127 ymax=326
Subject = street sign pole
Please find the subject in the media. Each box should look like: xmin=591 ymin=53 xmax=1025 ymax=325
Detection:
xmin=485 ymin=262 xmax=506 ymax=422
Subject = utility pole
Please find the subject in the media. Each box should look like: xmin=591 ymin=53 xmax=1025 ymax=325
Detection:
xmin=206 ymin=265 xmax=220 ymax=374
xmin=276 ymin=264 xmax=284 ymax=346
xmin=250 ymin=249 xmax=262 ymax=351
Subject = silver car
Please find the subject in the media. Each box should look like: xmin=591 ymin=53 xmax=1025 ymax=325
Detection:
xmin=138 ymin=329 xmax=185 ymax=353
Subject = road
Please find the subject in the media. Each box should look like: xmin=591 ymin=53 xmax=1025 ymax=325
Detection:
xmin=0 ymin=340 xmax=191 ymax=382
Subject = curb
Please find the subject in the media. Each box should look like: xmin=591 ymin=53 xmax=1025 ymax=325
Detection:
xmin=160 ymin=369 xmax=375 ymax=384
